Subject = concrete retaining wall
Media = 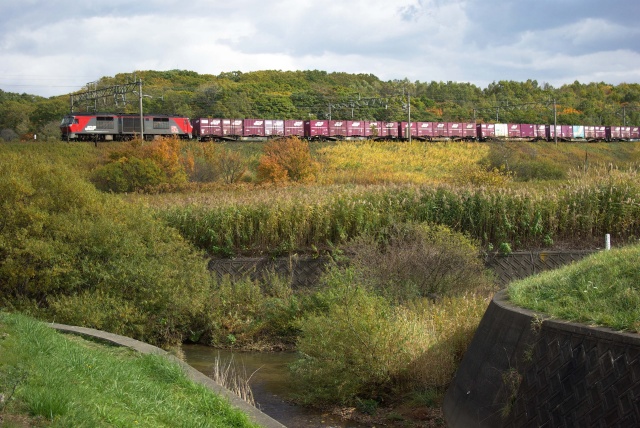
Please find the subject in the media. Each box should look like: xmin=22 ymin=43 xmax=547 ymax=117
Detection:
xmin=443 ymin=291 xmax=640 ymax=427
xmin=50 ymin=323 xmax=286 ymax=428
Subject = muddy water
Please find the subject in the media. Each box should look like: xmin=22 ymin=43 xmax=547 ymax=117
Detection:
xmin=182 ymin=345 xmax=369 ymax=428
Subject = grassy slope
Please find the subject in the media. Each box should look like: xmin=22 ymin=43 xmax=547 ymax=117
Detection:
xmin=507 ymin=244 xmax=640 ymax=332
xmin=0 ymin=312 xmax=259 ymax=428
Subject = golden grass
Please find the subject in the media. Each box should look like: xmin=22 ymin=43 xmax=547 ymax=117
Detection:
xmin=316 ymin=140 xmax=490 ymax=185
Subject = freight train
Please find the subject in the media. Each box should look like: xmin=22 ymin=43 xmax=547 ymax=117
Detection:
xmin=60 ymin=112 xmax=639 ymax=142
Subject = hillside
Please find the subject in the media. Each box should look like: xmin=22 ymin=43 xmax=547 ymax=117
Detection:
xmin=1 ymin=70 xmax=640 ymax=141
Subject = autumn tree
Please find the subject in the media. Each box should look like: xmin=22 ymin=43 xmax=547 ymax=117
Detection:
xmin=256 ymin=137 xmax=319 ymax=184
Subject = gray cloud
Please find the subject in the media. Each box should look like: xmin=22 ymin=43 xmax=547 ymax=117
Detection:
xmin=0 ymin=0 xmax=638 ymax=97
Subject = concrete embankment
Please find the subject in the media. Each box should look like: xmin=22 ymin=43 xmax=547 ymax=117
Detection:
xmin=443 ymin=290 xmax=640 ymax=427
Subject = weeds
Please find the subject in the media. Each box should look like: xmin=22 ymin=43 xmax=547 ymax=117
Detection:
xmin=210 ymin=354 xmax=256 ymax=406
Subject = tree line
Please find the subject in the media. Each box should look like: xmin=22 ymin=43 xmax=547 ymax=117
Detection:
xmin=2 ymin=69 xmax=640 ymax=141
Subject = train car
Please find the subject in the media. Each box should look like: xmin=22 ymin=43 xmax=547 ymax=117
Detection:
xmin=433 ymin=122 xmax=448 ymax=138
xmin=265 ymin=120 xmax=284 ymax=137
xmin=417 ymin=122 xmax=436 ymax=139
xmin=607 ymin=126 xmax=623 ymax=141
xmin=192 ymin=118 xmax=221 ymax=141
xmin=134 ymin=114 xmax=192 ymax=140
xmin=534 ymin=124 xmax=547 ymax=140
xmin=61 ymin=113 xmax=192 ymax=141
xmin=573 ymin=125 xmax=585 ymax=140
xmin=399 ymin=122 xmax=417 ymax=139
xmin=345 ymin=120 xmax=366 ymax=138
xmin=327 ymin=120 xmax=348 ymax=138
xmin=366 ymin=121 xmax=383 ymax=139
xmin=192 ymin=118 xmax=238 ymax=141
xmin=477 ymin=123 xmax=495 ymax=141
xmin=584 ymin=126 xmax=607 ymax=141
xmin=60 ymin=113 xmax=118 ymax=141
xmin=381 ymin=121 xmax=399 ymax=139
xmin=305 ymin=120 xmax=330 ymax=140
xmin=284 ymin=120 xmax=305 ymax=137
xmin=507 ymin=124 xmax=536 ymax=140
xmin=242 ymin=119 xmax=266 ymax=137
xmin=460 ymin=123 xmax=477 ymax=140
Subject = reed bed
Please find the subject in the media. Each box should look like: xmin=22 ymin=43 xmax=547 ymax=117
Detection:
xmin=153 ymin=170 xmax=640 ymax=255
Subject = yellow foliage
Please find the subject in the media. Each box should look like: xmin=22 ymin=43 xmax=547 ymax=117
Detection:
xmin=317 ymin=140 xmax=490 ymax=185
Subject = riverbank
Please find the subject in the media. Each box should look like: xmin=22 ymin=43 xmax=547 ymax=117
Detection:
xmin=0 ymin=312 xmax=282 ymax=428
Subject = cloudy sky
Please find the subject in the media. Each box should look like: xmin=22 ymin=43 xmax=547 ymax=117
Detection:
xmin=1 ymin=0 xmax=639 ymax=98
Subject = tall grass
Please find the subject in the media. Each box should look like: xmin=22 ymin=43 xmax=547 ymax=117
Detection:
xmin=154 ymin=170 xmax=640 ymax=256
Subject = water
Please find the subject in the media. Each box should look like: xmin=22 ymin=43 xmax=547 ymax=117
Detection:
xmin=182 ymin=345 xmax=369 ymax=428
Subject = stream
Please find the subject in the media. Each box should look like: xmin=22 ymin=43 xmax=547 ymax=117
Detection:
xmin=182 ymin=345 xmax=370 ymax=428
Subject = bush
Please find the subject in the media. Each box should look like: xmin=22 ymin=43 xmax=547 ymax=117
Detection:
xmin=343 ymin=223 xmax=494 ymax=302
xmin=291 ymin=269 xmax=490 ymax=405
xmin=204 ymin=273 xmax=301 ymax=349
xmin=291 ymin=276 xmax=414 ymax=404
xmin=256 ymin=137 xmax=319 ymax=183
xmin=91 ymin=138 xmax=189 ymax=192
xmin=0 ymin=147 xmax=213 ymax=347
xmin=92 ymin=156 xmax=166 ymax=192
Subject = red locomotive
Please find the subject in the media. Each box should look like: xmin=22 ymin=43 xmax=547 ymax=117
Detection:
xmin=60 ymin=113 xmax=192 ymax=141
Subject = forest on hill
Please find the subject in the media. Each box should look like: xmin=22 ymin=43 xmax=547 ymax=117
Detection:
xmin=1 ymin=69 xmax=640 ymax=141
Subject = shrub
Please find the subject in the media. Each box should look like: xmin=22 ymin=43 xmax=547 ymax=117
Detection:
xmin=256 ymin=137 xmax=319 ymax=183
xmin=91 ymin=138 xmax=189 ymax=192
xmin=291 ymin=268 xmax=491 ymax=405
xmin=291 ymin=276 xmax=413 ymax=404
xmin=92 ymin=156 xmax=166 ymax=192
xmin=343 ymin=223 xmax=494 ymax=302
xmin=204 ymin=273 xmax=301 ymax=349
xmin=0 ymin=148 xmax=213 ymax=347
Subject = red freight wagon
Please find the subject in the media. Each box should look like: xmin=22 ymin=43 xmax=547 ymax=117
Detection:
xmin=222 ymin=119 xmax=243 ymax=137
xmin=546 ymin=125 xmax=574 ymax=140
xmin=265 ymin=120 xmax=284 ymax=137
xmin=193 ymin=118 xmax=241 ymax=140
xmin=346 ymin=121 xmax=366 ymax=137
xmin=329 ymin=120 xmax=348 ymax=138
xmin=462 ymin=123 xmax=477 ymax=139
xmin=243 ymin=119 xmax=265 ymax=137
xmin=366 ymin=121 xmax=383 ymax=138
xmin=399 ymin=122 xmax=417 ymax=139
xmin=631 ymin=127 xmax=640 ymax=140
xmin=585 ymin=126 xmax=607 ymax=140
xmin=191 ymin=118 xmax=219 ymax=140
xmin=534 ymin=124 xmax=546 ymax=140
xmin=607 ymin=126 xmax=622 ymax=141
xmin=415 ymin=122 xmax=435 ymax=139
xmin=508 ymin=124 xmax=536 ymax=139
xmin=507 ymin=123 xmax=521 ymax=138
xmin=304 ymin=120 xmax=329 ymax=139
xmin=619 ymin=126 xmax=631 ymax=140
xmin=477 ymin=124 xmax=496 ymax=140
xmin=382 ymin=121 xmax=399 ymax=139
xmin=520 ymin=124 xmax=536 ymax=139
xmin=284 ymin=120 xmax=305 ymax=137
xmin=434 ymin=122 xmax=448 ymax=138
xmin=449 ymin=123 xmax=464 ymax=138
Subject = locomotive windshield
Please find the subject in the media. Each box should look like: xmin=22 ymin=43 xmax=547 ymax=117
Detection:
xmin=60 ymin=116 xmax=78 ymax=125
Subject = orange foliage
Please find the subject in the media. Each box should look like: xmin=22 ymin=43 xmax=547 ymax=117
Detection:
xmin=256 ymin=137 xmax=319 ymax=184
xmin=560 ymin=107 xmax=582 ymax=115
